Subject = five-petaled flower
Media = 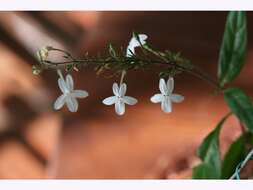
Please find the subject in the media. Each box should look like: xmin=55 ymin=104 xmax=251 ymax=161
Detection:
xmin=103 ymin=83 xmax=138 ymax=115
xmin=126 ymin=34 xmax=148 ymax=57
xmin=54 ymin=74 xmax=89 ymax=112
xmin=150 ymin=77 xmax=184 ymax=113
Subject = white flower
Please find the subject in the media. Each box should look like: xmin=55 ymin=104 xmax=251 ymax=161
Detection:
xmin=126 ymin=34 xmax=148 ymax=57
xmin=103 ymin=83 xmax=137 ymax=115
xmin=54 ymin=74 xmax=89 ymax=112
xmin=150 ymin=77 xmax=184 ymax=113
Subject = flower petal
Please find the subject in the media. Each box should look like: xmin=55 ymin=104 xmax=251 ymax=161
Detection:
xmin=123 ymin=96 xmax=138 ymax=105
xmin=159 ymin=78 xmax=168 ymax=95
xmin=161 ymin=96 xmax=172 ymax=113
xmin=119 ymin=83 xmax=127 ymax=96
xmin=138 ymin=34 xmax=148 ymax=45
xmin=54 ymin=94 xmax=66 ymax=110
xmin=129 ymin=34 xmax=148 ymax=48
xmin=66 ymin=96 xmax=78 ymax=112
xmin=171 ymin=94 xmax=184 ymax=103
xmin=103 ymin=96 xmax=117 ymax=105
xmin=58 ymin=78 xmax=68 ymax=93
xmin=126 ymin=45 xmax=135 ymax=57
xmin=150 ymin=94 xmax=163 ymax=103
xmin=112 ymin=83 xmax=119 ymax=96
xmin=167 ymin=77 xmax=174 ymax=93
xmin=72 ymin=90 xmax=88 ymax=98
xmin=115 ymin=100 xmax=125 ymax=115
xmin=66 ymin=74 xmax=74 ymax=91
xmin=126 ymin=34 xmax=147 ymax=57
xmin=128 ymin=38 xmax=138 ymax=48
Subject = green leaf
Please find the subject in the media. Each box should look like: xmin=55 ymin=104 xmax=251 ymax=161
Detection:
xmin=193 ymin=163 xmax=220 ymax=179
xmin=224 ymin=88 xmax=253 ymax=133
xmin=218 ymin=11 xmax=247 ymax=87
xmin=192 ymin=114 xmax=231 ymax=179
xmin=221 ymin=134 xmax=247 ymax=179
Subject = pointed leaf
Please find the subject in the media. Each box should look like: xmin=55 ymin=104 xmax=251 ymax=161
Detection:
xmin=192 ymin=113 xmax=231 ymax=179
xmin=224 ymin=88 xmax=253 ymax=133
xmin=221 ymin=134 xmax=247 ymax=179
xmin=218 ymin=11 xmax=247 ymax=87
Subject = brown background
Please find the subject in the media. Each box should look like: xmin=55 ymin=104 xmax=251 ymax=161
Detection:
xmin=0 ymin=11 xmax=252 ymax=179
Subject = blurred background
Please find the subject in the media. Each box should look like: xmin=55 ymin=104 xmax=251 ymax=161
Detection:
xmin=0 ymin=11 xmax=253 ymax=179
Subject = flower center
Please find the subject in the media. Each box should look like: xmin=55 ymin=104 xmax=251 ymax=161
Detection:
xmin=163 ymin=93 xmax=171 ymax=99
xmin=117 ymin=95 xmax=123 ymax=99
xmin=65 ymin=88 xmax=71 ymax=94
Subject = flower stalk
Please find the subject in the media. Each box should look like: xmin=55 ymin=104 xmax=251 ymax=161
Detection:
xmin=33 ymin=33 xmax=221 ymax=91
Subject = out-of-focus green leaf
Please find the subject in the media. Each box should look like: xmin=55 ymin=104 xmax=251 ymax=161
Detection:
xmin=218 ymin=11 xmax=247 ymax=87
xmin=224 ymin=88 xmax=253 ymax=133
xmin=192 ymin=114 xmax=231 ymax=179
xmin=192 ymin=163 xmax=219 ymax=179
xmin=221 ymin=134 xmax=247 ymax=179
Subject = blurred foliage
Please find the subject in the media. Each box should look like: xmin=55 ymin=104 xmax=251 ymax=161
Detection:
xmin=192 ymin=114 xmax=230 ymax=179
xmin=194 ymin=11 xmax=253 ymax=179
xmin=224 ymin=88 xmax=253 ymax=133
xmin=221 ymin=133 xmax=253 ymax=178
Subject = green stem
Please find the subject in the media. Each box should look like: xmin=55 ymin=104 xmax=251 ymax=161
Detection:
xmin=39 ymin=47 xmax=221 ymax=91
xmin=230 ymin=148 xmax=253 ymax=179
xmin=144 ymin=45 xmax=221 ymax=90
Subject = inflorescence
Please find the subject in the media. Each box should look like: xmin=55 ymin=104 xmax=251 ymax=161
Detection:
xmin=32 ymin=32 xmax=220 ymax=115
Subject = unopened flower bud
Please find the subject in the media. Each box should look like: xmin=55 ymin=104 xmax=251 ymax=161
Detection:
xmin=36 ymin=46 xmax=53 ymax=62
xmin=32 ymin=65 xmax=42 ymax=75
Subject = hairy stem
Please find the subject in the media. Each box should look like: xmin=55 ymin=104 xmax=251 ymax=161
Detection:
xmin=36 ymin=47 xmax=221 ymax=91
